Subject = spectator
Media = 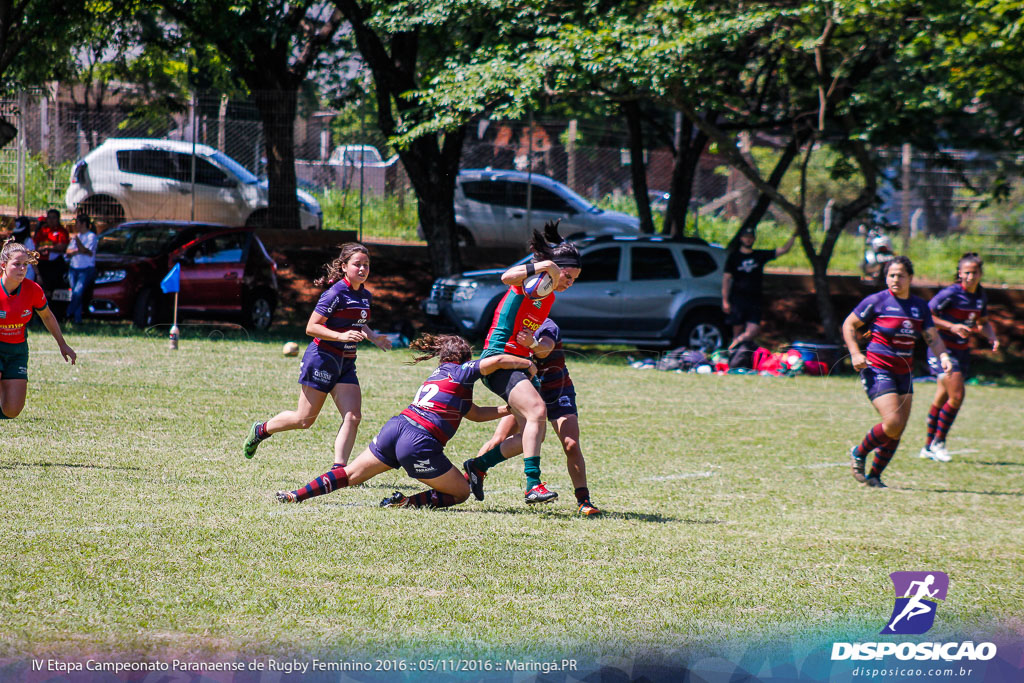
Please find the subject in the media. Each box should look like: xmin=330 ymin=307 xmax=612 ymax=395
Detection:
xmin=722 ymin=225 xmax=798 ymax=351
xmin=65 ymin=214 xmax=98 ymax=324
xmin=35 ymin=209 xmax=70 ymax=260
xmin=11 ymin=217 xmax=37 ymax=283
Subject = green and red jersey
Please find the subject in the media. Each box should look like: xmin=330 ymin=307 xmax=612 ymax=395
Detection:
xmin=0 ymin=278 xmax=47 ymax=344
xmin=481 ymin=285 xmax=555 ymax=359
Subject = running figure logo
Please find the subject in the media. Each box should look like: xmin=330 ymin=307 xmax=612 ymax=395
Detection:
xmin=882 ymin=571 xmax=949 ymax=635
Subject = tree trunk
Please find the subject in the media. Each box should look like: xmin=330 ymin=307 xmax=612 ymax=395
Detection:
xmin=728 ymin=135 xmax=802 ymax=249
xmin=397 ymin=131 xmax=465 ymax=277
xmin=622 ymin=101 xmax=654 ymax=234
xmin=253 ymin=88 xmax=300 ymax=230
xmin=662 ymin=118 xmax=706 ymax=238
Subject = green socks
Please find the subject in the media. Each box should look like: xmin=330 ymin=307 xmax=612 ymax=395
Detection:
xmin=524 ymin=456 xmax=542 ymax=490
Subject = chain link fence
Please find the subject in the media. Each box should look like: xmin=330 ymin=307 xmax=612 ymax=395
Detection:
xmin=0 ymin=88 xmax=1021 ymax=246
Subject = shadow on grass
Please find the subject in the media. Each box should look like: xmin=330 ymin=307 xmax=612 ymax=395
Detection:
xmin=0 ymin=461 xmax=143 ymax=471
xmin=970 ymin=460 xmax=1024 ymax=468
xmin=897 ymin=486 xmax=1023 ymax=496
xmin=458 ymin=507 xmax=722 ymax=524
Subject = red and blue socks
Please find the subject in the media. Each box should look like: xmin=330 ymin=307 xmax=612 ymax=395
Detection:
xmin=404 ymin=490 xmax=460 ymax=509
xmin=924 ymin=404 xmax=941 ymax=447
xmin=855 ymin=423 xmax=887 ymax=459
xmin=869 ymin=437 xmax=901 ymax=479
xmin=934 ymin=402 xmax=960 ymax=444
xmin=254 ymin=421 xmax=271 ymax=442
xmin=293 ymin=467 xmax=350 ymax=502
xmin=574 ymin=487 xmax=590 ymax=505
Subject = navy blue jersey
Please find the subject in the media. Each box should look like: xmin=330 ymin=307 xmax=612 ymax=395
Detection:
xmin=401 ymin=360 xmax=483 ymax=444
xmin=929 ymin=284 xmax=988 ymax=351
xmin=853 ymin=290 xmax=934 ymax=375
xmin=535 ymin=319 xmax=573 ymax=395
xmin=313 ymin=278 xmax=372 ymax=358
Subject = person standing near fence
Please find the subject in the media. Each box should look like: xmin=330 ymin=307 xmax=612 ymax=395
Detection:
xmin=64 ymin=214 xmax=98 ymax=324
xmin=919 ymin=253 xmax=999 ymax=463
xmin=722 ymin=225 xmax=798 ymax=351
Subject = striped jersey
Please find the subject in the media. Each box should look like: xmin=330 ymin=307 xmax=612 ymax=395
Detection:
xmin=853 ymin=290 xmax=934 ymax=375
xmin=313 ymin=278 xmax=371 ymax=358
xmin=0 ymin=278 xmax=47 ymax=344
xmin=929 ymin=284 xmax=987 ymax=351
xmin=400 ymin=360 xmax=483 ymax=444
xmin=482 ymin=285 xmax=554 ymax=358
xmin=535 ymin=319 xmax=573 ymax=396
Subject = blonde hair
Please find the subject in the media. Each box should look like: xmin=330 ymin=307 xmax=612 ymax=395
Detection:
xmin=1 ymin=237 xmax=40 ymax=266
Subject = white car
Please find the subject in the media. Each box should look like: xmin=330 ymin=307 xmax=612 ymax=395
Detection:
xmin=66 ymin=138 xmax=322 ymax=230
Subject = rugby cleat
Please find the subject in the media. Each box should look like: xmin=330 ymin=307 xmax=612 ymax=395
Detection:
xmin=379 ymin=491 xmax=409 ymax=508
xmin=463 ymin=460 xmax=486 ymax=501
xmin=865 ymin=476 xmax=888 ymax=489
xmin=244 ymin=421 xmax=263 ymax=459
xmin=275 ymin=490 xmax=298 ymax=503
xmin=578 ymin=500 xmax=602 ymax=516
xmin=850 ymin=446 xmax=867 ymax=483
xmin=525 ymin=482 xmax=558 ymax=504
xmin=919 ymin=446 xmax=934 ymax=459
xmin=928 ymin=441 xmax=952 ymax=462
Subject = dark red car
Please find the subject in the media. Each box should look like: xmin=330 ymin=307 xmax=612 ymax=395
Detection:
xmin=88 ymin=221 xmax=278 ymax=329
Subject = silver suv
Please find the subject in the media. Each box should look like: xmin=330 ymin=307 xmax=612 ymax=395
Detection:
xmin=422 ymin=234 xmax=728 ymax=350
xmin=452 ymin=169 xmax=640 ymax=248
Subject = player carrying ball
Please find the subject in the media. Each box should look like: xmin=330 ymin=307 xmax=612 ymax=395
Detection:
xmin=469 ymin=319 xmax=600 ymax=515
xmin=842 ymin=256 xmax=951 ymax=488
xmin=276 ymin=335 xmax=535 ymax=509
xmin=463 ymin=222 xmax=582 ymax=505
xmin=919 ymin=253 xmax=999 ymax=462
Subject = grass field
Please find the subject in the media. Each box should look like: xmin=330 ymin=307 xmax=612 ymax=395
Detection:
xmin=2 ymin=325 xmax=1022 ymax=667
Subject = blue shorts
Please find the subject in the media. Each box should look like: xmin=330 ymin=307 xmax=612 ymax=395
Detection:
xmin=542 ymin=386 xmax=578 ymax=420
xmin=298 ymin=342 xmax=358 ymax=393
xmin=860 ymin=366 xmax=912 ymax=400
xmin=927 ymin=348 xmax=969 ymax=378
xmin=369 ymin=415 xmax=454 ymax=480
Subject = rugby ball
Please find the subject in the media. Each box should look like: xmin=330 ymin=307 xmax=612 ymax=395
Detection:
xmin=282 ymin=341 xmax=300 ymax=357
xmin=523 ymin=272 xmax=555 ymax=299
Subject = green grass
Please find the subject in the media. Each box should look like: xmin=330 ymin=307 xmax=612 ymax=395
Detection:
xmin=2 ymin=326 xmax=1022 ymax=663
xmin=317 ymin=188 xmax=420 ymax=240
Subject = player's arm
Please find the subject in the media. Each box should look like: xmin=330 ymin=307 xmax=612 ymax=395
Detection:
xmin=977 ymin=317 xmax=999 ymax=351
xmin=841 ymin=312 xmax=867 ymax=370
xmin=362 ymin=326 xmax=392 ymax=351
xmin=305 ymin=311 xmax=366 ymax=343
xmin=929 ymin=309 xmax=972 ymax=339
xmin=479 ymin=353 xmax=537 ymax=377
xmin=922 ymin=327 xmax=953 ymax=373
xmin=36 ymin=305 xmax=76 ymax=364
xmin=464 ymin=402 xmax=513 ymax=422
xmin=721 ymin=272 xmax=733 ymax=313
xmin=501 ymin=259 xmax=560 ymax=288
xmin=515 ymin=329 xmax=555 ymax=358
xmin=775 ymin=229 xmax=798 ymax=258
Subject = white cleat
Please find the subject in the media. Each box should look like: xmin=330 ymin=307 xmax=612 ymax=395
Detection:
xmin=928 ymin=441 xmax=951 ymax=462
xmin=919 ymin=447 xmax=934 ymax=460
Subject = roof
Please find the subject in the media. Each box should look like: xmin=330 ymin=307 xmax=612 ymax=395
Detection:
xmin=91 ymin=138 xmax=220 ymax=157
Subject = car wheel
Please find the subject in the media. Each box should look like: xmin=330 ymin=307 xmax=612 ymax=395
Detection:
xmin=456 ymin=226 xmax=475 ymax=248
xmin=243 ymin=292 xmax=275 ymax=330
xmin=676 ymin=317 xmax=727 ymax=353
xmin=81 ymin=195 xmax=125 ymax=228
xmin=133 ymin=288 xmax=161 ymax=328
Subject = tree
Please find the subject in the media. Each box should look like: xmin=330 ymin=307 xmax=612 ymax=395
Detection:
xmin=0 ymin=0 xmax=88 ymax=147
xmin=154 ymin=0 xmax=344 ymax=229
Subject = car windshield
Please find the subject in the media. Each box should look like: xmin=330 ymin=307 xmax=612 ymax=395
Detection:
xmin=98 ymin=225 xmax=192 ymax=257
xmin=550 ymin=182 xmax=602 ymax=214
xmin=210 ymin=151 xmax=258 ymax=184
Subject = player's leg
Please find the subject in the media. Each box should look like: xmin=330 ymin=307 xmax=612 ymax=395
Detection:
xmin=246 ymin=384 xmax=330 ymax=458
xmin=278 ymin=447 xmax=392 ymax=503
xmin=388 ymin=467 xmax=472 ymax=509
xmin=552 ymin=413 xmax=599 ymax=514
xmin=383 ymin=427 xmax=470 ymax=509
xmin=922 ymin=379 xmax=948 ymax=455
xmin=930 ymin=370 xmax=965 ymax=461
xmin=330 ymin=381 xmax=362 ymax=467
xmin=0 ymin=378 xmax=27 ymax=419
xmin=865 ymin=391 xmax=912 ymax=486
